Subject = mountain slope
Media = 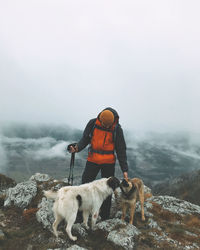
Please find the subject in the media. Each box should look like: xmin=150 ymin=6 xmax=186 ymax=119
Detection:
xmin=153 ymin=169 xmax=200 ymax=206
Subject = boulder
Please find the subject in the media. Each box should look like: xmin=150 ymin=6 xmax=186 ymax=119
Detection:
xmin=150 ymin=195 xmax=200 ymax=215
xmin=36 ymin=197 xmax=54 ymax=229
xmin=107 ymin=223 xmax=140 ymax=250
xmin=29 ymin=173 xmax=51 ymax=182
xmin=4 ymin=180 xmax=37 ymax=208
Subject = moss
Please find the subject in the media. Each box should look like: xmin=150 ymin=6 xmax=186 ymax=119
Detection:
xmin=169 ymin=224 xmax=185 ymax=235
xmin=137 ymin=234 xmax=157 ymax=249
xmin=1 ymin=206 xmax=53 ymax=250
xmin=183 ymin=214 xmax=200 ymax=228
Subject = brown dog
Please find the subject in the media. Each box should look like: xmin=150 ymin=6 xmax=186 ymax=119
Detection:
xmin=119 ymin=178 xmax=145 ymax=224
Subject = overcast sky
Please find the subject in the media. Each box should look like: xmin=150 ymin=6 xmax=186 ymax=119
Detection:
xmin=0 ymin=0 xmax=200 ymax=133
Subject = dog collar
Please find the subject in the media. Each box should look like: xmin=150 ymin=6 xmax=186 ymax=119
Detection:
xmin=120 ymin=185 xmax=135 ymax=199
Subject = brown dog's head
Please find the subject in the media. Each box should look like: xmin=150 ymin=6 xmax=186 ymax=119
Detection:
xmin=120 ymin=178 xmax=136 ymax=193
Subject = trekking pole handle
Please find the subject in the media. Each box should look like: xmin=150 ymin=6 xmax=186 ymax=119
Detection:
xmin=67 ymin=143 xmax=78 ymax=153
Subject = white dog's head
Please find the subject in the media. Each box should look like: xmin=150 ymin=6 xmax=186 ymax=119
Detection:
xmin=107 ymin=176 xmax=120 ymax=191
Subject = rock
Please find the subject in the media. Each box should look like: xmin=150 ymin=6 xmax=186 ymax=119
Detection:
xmin=144 ymin=185 xmax=152 ymax=194
xmin=148 ymin=218 xmax=162 ymax=230
xmin=29 ymin=173 xmax=51 ymax=182
xmin=150 ymin=195 xmax=200 ymax=215
xmin=185 ymin=231 xmax=198 ymax=237
xmin=48 ymin=235 xmax=70 ymax=248
xmin=4 ymin=180 xmax=37 ymax=208
xmin=36 ymin=197 xmax=54 ymax=229
xmin=94 ymin=218 xmax=126 ymax=232
xmin=94 ymin=218 xmax=141 ymax=249
xmin=107 ymin=223 xmax=140 ymax=250
xmin=72 ymin=223 xmax=88 ymax=238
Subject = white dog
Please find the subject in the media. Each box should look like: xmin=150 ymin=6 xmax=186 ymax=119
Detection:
xmin=44 ymin=176 xmax=120 ymax=241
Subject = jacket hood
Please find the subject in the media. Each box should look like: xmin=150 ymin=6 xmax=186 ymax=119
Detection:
xmin=97 ymin=107 xmax=119 ymax=120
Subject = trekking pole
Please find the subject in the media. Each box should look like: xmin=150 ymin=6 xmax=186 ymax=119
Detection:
xmin=68 ymin=152 xmax=75 ymax=186
xmin=67 ymin=143 xmax=77 ymax=186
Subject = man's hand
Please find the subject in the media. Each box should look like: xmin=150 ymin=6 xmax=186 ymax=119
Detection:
xmin=70 ymin=145 xmax=78 ymax=153
xmin=123 ymin=172 xmax=128 ymax=180
xmin=67 ymin=143 xmax=78 ymax=153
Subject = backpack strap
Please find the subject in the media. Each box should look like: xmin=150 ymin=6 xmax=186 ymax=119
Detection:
xmin=112 ymin=123 xmax=119 ymax=144
xmin=89 ymin=120 xmax=96 ymax=139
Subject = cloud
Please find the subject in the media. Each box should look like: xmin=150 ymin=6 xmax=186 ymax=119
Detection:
xmin=30 ymin=141 xmax=68 ymax=160
xmin=2 ymin=136 xmax=68 ymax=160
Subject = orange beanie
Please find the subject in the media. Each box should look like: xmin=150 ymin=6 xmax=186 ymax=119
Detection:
xmin=99 ymin=110 xmax=114 ymax=127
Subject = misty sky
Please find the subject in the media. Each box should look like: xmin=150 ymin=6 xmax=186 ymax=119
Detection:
xmin=0 ymin=0 xmax=200 ymax=132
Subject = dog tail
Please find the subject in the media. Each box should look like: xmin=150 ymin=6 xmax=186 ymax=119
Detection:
xmin=43 ymin=190 xmax=58 ymax=200
xmin=144 ymin=192 xmax=152 ymax=201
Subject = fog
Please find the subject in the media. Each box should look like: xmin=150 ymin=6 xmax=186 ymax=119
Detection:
xmin=0 ymin=0 xmax=200 ymax=133
xmin=2 ymin=136 xmax=67 ymax=159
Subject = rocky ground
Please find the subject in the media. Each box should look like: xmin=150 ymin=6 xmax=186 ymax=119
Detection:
xmin=0 ymin=173 xmax=200 ymax=250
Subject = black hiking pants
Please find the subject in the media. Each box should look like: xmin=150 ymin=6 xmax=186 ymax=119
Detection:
xmin=82 ymin=161 xmax=115 ymax=220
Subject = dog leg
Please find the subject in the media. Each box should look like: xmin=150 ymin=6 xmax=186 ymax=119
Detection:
xmin=83 ymin=210 xmax=89 ymax=229
xmin=66 ymin=214 xmax=77 ymax=241
xmin=129 ymin=202 xmax=136 ymax=224
xmin=53 ymin=214 xmax=62 ymax=237
xmin=121 ymin=203 xmax=128 ymax=221
xmin=91 ymin=211 xmax=99 ymax=230
xmin=138 ymin=187 xmax=145 ymax=221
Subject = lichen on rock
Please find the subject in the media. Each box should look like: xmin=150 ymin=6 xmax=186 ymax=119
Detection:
xmin=4 ymin=180 xmax=37 ymax=208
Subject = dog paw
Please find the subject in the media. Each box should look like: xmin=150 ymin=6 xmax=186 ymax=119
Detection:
xmin=70 ymin=236 xmax=77 ymax=241
xmin=53 ymin=230 xmax=59 ymax=237
xmin=53 ymin=231 xmax=63 ymax=238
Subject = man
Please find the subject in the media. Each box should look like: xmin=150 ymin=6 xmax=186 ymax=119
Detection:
xmin=68 ymin=107 xmax=128 ymax=220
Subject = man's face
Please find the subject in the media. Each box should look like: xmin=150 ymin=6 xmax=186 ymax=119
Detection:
xmin=101 ymin=121 xmax=113 ymax=129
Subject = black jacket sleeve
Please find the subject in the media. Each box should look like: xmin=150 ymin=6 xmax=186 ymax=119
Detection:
xmin=115 ymin=124 xmax=128 ymax=173
xmin=77 ymin=119 xmax=96 ymax=152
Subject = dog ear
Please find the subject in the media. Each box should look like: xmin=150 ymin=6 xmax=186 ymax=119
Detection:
xmin=121 ymin=178 xmax=129 ymax=187
xmin=107 ymin=177 xmax=120 ymax=191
